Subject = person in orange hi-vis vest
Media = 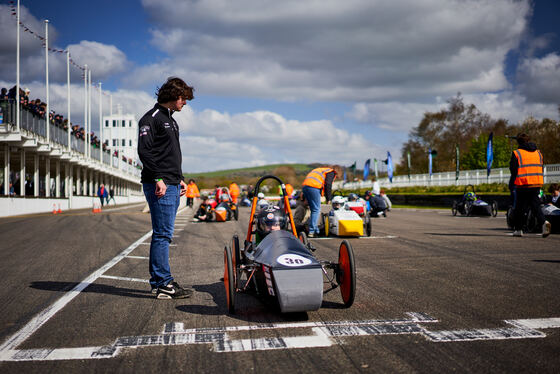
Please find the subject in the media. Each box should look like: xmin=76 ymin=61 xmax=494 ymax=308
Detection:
xmin=302 ymin=166 xmax=337 ymax=237
xmin=229 ymin=182 xmax=240 ymax=204
xmin=185 ymin=179 xmax=200 ymax=208
xmin=509 ymin=133 xmax=550 ymax=237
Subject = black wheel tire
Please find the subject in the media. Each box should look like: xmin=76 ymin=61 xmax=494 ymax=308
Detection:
xmin=298 ymin=231 xmax=309 ymax=246
xmin=337 ymin=240 xmax=356 ymax=307
xmin=452 ymin=201 xmax=458 ymax=216
xmin=233 ymin=205 xmax=239 ymax=221
xmin=224 ymin=246 xmax=235 ymax=314
xmin=232 ymin=234 xmax=241 ymax=264
xmin=491 ymin=201 xmax=498 ymax=217
xmin=506 ymin=206 xmax=514 ymax=229
xmin=465 ymin=202 xmax=473 ymax=216
xmin=365 ymin=215 xmax=372 ymax=236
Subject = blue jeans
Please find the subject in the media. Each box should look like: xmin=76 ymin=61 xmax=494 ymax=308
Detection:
xmin=302 ymin=185 xmax=321 ymax=234
xmin=143 ymin=183 xmax=180 ymax=288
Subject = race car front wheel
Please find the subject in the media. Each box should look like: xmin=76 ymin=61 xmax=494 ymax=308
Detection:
xmin=224 ymin=246 xmax=236 ymax=314
xmin=337 ymin=240 xmax=356 ymax=308
xmin=491 ymin=201 xmax=498 ymax=217
xmin=451 ymin=201 xmax=458 ymax=216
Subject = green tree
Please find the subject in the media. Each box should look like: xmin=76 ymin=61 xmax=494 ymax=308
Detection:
xmin=461 ymin=134 xmax=511 ymax=170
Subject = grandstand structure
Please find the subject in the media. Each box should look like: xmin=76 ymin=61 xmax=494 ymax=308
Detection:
xmin=0 ymin=100 xmax=143 ymax=217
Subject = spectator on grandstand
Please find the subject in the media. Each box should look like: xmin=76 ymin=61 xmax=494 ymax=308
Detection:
xmin=0 ymin=88 xmax=8 ymax=100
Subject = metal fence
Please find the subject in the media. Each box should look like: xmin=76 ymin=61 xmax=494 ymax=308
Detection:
xmin=335 ymin=164 xmax=560 ymax=190
xmin=1 ymin=100 xmax=141 ymax=179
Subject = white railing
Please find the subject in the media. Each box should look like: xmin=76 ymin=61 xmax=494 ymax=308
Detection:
xmin=335 ymin=164 xmax=560 ymax=190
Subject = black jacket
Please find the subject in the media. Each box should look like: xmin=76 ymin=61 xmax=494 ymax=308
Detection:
xmin=508 ymin=142 xmax=539 ymax=190
xmin=138 ymin=103 xmax=184 ymax=184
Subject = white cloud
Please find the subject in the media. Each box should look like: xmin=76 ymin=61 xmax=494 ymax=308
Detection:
xmin=131 ymin=0 xmax=530 ymax=102
xmin=517 ymin=53 xmax=560 ymax=103
xmin=0 ymin=4 xmax=129 ymax=84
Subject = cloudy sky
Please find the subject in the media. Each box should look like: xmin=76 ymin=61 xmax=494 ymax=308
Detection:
xmin=1 ymin=0 xmax=559 ymax=172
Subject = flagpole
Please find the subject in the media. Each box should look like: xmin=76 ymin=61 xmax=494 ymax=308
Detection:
xmin=88 ymin=69 xmax=91 ymax=159
xmin=45 ymin=19 xmax=50 ymax=145
xmin=83 ymin=64 xmax=87 ymax=156
xmin=66 ymin=50 xmax=71 ymax=151
xmin=16 ymin=0 xmax=20 ymax=132
xmin=99 ymin=82 xmax=102 ymax=158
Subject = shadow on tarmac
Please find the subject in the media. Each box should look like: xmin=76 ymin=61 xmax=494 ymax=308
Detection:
xmin=425 ymin=232 xmax=506 ymax=237
xmin=30 ymin=281 xmax=153 ymax=299
xmin=532 ymin=259 xmax=560 ymax=263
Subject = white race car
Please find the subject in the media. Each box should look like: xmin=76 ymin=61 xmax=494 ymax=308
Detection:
xmin=321 ymin=195 xmax=372 ymax=237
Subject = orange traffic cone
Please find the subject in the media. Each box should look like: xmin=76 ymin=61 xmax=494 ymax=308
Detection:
xmin=52 ymin=204 xmax=58 ymax=214
xmin=57 ymin=204 xmax=62 ymax=214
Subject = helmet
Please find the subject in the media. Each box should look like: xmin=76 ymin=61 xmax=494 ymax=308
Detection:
xmin=221 ymin=194 xmax=230 ymax=202
xmin=466 ymin=191 xmax=476 ymax=201
xmin=257 ymin=205 xmax=286 ymax=234
xmin=257 ymin=192 xmax=265 ymax=199
xmin=348 ymin=193 xmax=358 ymax=202
xmin=332 ymin=195 xmax=345 ymax=210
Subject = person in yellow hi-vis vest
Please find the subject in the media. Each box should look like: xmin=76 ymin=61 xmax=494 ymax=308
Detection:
xmin=302 ymin=166 xmax=337 ymax=237
xmin=509 ymin=133 xmax=550 ymax=237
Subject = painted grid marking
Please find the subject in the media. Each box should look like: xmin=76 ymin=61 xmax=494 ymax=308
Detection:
xmin=99 ymin=275 xmax=150 ymax=283
xmin=2 ymin=314 xmax=559 ymax=361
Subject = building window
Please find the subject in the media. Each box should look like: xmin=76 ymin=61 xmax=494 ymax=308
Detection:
xmin=122 ymin=139 xmax=125 ymax=146
xmin=129 ymin=121 xmax=132 ymax=127
xmin=112 ymin=139 xmax=117 ymax=147
xmin=129 ymin=139 xmax=132 ymax=146
xmin=112 ymin=120 xmax=116 ymax=127
xmin=105 ymin=120 xmax=109 ymax=127
xmin=122 ymin=120 xmax=126 ymax=127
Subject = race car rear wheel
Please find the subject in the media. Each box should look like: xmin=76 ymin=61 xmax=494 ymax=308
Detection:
xmin=233 ymin=204 xmax=239 ymax=221
xmin=337 ymin=240 xmax=356 ymax=307
xmin=298 ymin=231 xmax=309 ymax=246
xmin=451 ymin=201 xmax=458 ymax=216
xmin=323 ymin=214 xmax=330 ymax=237
xmin=491 ymin=201 xmax=498 ymax=217
xmin=232 ymin=234 xmax=242 ymax=264
xmin=224 ymin=246 xmax=236 ymax=314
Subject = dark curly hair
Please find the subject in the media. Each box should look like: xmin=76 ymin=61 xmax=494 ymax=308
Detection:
xmin=156 ymin=77 xmax=194 ymax=103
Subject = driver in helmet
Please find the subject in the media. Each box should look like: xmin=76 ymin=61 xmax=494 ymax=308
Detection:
xmin=465 ymin=191 xmax=476 ymax=201
xmin=256 ymin=205 xmax=286 ymax=242
xmin=216 ymin=190 xmax=233 ymax=219
xmin=331 ymin=195 xmax=345 ymax=210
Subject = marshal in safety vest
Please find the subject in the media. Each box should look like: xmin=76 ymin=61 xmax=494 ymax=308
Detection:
xmin=514 ymin=149 xmax=544 ymax=187
xmin=302 ymin=167 xmax=334 ymax=193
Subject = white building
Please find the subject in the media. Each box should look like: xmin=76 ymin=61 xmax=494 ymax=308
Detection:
xmin=103 ymin=108 xmax=138 ymax=162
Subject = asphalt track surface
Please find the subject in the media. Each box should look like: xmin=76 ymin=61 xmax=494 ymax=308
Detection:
xmin=0 ymin=204 xmax=559 ymax=373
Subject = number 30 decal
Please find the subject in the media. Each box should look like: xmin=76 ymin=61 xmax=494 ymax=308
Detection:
xmin=276 ymin=254 xmax=312 ymax=267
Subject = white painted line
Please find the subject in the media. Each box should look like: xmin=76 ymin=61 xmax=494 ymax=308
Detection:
xmin=358 ymin=235 xmax=397 ymax=239
xmin=125 ymin=255 xmax=149 ymax=260
xmin=99 ymin=275 xmax=150 ymax=283
xmin=0 ymin=230 xmax=153 ymax=354
xmin=507 ymin=318 xmax=560 ymax=329
xmin=99 ymin=203 xmax=146 ymax=213
xmin=139 ymin=243 xmax=177 ymax=247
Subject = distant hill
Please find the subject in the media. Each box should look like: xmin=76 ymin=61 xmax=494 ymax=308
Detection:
xmin=183 ymin=163 xmax=322 ymax=189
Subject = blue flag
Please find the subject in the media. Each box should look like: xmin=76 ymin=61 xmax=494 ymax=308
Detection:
xmin=429 ymin=147 xmax=433 ymax=177
xmin=386 ymin=152 xmax=393 ymax=183
xmin=343 ymin=167 xmax=347 ymax=183
xmin=486 ymin=132 xmax=494 ymax=177
xmin=363 ymin=159 xmax=370 ymax=180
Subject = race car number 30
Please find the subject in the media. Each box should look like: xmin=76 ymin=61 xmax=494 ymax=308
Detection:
xmin=276 ymin=254 xmax=312 ymax=267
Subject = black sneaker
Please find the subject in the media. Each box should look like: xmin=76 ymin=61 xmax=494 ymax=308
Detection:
xmin=156 ymin=281 xmax=194 ymax=299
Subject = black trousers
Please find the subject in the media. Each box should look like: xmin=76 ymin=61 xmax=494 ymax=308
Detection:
xmin=513 ymin=187 xmax=545 ymax=231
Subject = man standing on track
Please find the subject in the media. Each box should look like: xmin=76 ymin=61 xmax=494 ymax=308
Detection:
xmin=138 ymin=77 xmax=195 ymax=299
xmin=509 ymin=133 xmax=550 ymax=238
xmin=302 ymin=166 xmax=337 ymax=237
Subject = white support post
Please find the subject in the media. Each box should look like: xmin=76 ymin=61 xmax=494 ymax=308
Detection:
xmin=45 ymin=157 xmax=50 ymax=198
xmin=99 ymin=82 xmax=103 ymax=154
xmin=3 ymin=146 xmax=9 ymax=195
xmin=19 ymin=149 xmax=25 ymax=196
xmin=88 ymin=70 xmax=92 ymax=159
xmin=76 ymin=166 xmax=81 ymax=195
xmin=55 ymin=160 xmax=60 ymax=198
xmin=34 ymin=154 xmax=39 ymax=197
